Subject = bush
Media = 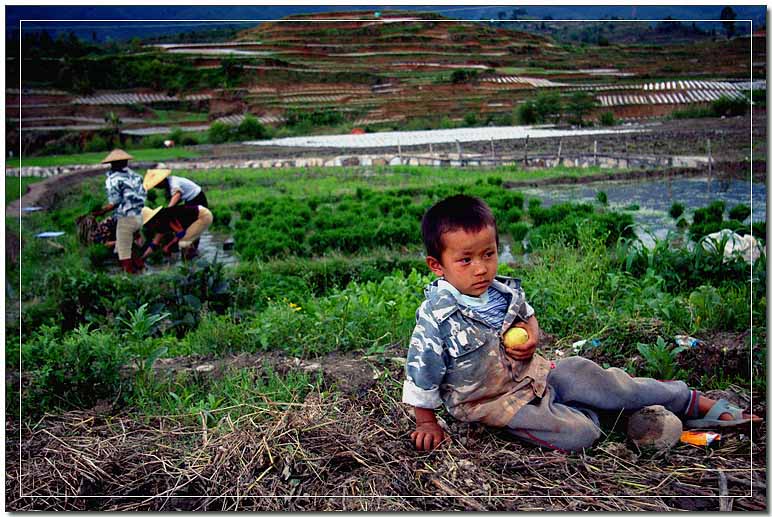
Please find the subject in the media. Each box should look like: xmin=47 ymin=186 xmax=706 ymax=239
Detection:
xmin=463 ymin=112 xmax=479 ymax=126
xmin=728 ymin=203 xmax=751 ymax=221
xmin=515 ymin=101 xmax=540 ymax=125
xmin=751 ymin=89 xmax=765 ymax=108
xmin=508 ymin=222 xmax=529 ymax=242
xmin=168 ymin=127 xmax=185 ymax=144
xmin=208 ymin=121 xmax=235 ymax=144
xmin=669 ymin=202 xmax=685 ymax=219
xmin=534 ymin=91 xmax=562 ymax=123
xmin=711 ymin=95 xmax=749 ymax=117
xmin=181 ymin=313 xmax=250 ymax=356
xmin=141 ymin=133 xmax=168 ymax=149
xmin=238 ymin=115 xmax=268 ymax=140
xmin=23 ymin=325 xmax=127 ymax=414
xmin=598 ymin=111 xmax=616 ymax=126
xmin=450 ymin=69 xmax=478 ymax=84
xmin=84 ymin=134 xmax=110 ymax=152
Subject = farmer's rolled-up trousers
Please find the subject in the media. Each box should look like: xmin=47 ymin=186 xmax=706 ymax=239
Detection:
xmin=115 ymin=215 xmax=143 ymax=260
xmin=506 ymin=356 xmax=697 ymax=452
xmin=178 ymin=206 xmax=213 ymax=249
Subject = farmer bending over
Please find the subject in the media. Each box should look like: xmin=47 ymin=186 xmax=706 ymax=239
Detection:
xmin=403 ymin=194 xmax=761 ymax=452
xmin=91 ymin=149 xmax=146 ymax=274
xmin=140 ymin=205 xmax=213 ymax=261
xmin=143 ymin=168 xmax=209 ymax=254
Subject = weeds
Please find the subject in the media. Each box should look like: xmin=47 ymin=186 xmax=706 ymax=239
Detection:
xmin=636 ymin=337 xmax=687 ymax=380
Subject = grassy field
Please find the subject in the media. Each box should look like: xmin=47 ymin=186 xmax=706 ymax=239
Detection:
xmin=6 ymin=163 xmax=764 ymax=510
xmin=5 ymin=176 xmax=43 ymax=204
xmin=7 ymin=147 xmax=203 ymax=168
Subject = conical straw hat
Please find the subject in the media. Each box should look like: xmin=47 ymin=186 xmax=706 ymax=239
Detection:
xmin=101 ymin=148 xmax=134 ymax=164
xmin=143 ymin=168 xmax=171 ymax=190
xmin=141 ymin=206 xmax=163 ymax=226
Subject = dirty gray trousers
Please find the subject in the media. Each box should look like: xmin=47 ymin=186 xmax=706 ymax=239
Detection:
xmin=506 ymin=356 xmax=696 ymax=451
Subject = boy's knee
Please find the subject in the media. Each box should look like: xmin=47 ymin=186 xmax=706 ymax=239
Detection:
xmin=573 ymin=420 xmax=602 ymax=449
xmin=555 ymin=419 xmax=602 ymax=452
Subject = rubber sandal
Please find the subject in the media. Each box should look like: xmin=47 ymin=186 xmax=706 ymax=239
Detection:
xmin=685 ymin=398 xmax=752 ymax=429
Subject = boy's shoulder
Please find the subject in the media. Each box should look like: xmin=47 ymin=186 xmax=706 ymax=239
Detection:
xmin=493 ymin=275 xmax=522 ymax=291
xmin=419 ymin=275 xmax=524 ymax=322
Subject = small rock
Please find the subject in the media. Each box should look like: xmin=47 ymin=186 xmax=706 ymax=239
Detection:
xmin=627 ymin=405 xmax=683 ymax=450
xmin=195 ymin=364 xmax=215 ymax=373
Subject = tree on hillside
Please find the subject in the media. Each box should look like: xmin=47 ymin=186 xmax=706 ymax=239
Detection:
xmin=566 ymin=91 xmax=597 ymax=126
xmin=535 ymin=91 xmax=562 ymax=124
xmin=720 ymin=6 xmax=737 ymax=39
xmin=104 ymin=111 xmax=123 ymax=147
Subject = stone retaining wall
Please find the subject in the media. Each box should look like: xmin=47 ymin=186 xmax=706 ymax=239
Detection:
xmin=6 ymin=152 xmax=710 ymax=178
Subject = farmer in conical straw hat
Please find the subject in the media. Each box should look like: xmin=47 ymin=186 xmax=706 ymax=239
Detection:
xmin=140 ymin=203 xmax=213 ymax=261
xmin=144 ymin=167 xmax=209 ymax=255
xmin=91 ymin=149 xmax=147 ymax=273
xmin=143 ymin=167 xmax=208 ymax=208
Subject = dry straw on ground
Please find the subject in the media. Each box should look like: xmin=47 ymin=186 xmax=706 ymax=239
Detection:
xmin=6 ymin=373 xmax=766 ymax=512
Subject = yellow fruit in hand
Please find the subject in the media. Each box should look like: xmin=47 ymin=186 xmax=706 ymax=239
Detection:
xmin=503 ymin=327 xmax=529 ymax=349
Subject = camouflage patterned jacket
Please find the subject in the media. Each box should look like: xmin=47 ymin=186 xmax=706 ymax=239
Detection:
xmin=402 ymin=276 xmax=552 ymax=428
xmin=105 ymin=167 xmax=146 ymax=218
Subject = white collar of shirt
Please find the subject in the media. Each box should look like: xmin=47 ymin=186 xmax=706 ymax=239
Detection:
xmin=437 ymin=279 xmax=489 ymax=308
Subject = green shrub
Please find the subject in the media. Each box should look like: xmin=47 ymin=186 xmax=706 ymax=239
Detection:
xmin=751 ymin=221 xmax=766 ymax=240
xmin=450 ymin=69 xmax=478 ymax=83
xmin=180 ymin=312 xmax=250 ymax=356
xmin=141 ymin=133 xmax=168 ymax=149
xmin=84 ymin=134 xmax=110 ymax=152
xmin=636 ymin=337 xmax=687 ymax=380
xmin=534 ymin=91 xmax=562 ymax=123
xmin=23 ymin=325 xmax=128 ymax=414
xmin=168 ymin=127 xmax=185 ymax=144
xmin=598 ymin=111 xmax=616 ymax=126
xmin=508 ymin=222 xmax=529 ymax=242
xmin=669 ymin=202 xmax=685 ymax=219
xmin=689 ymin=200 xmax=726 ymax=240
xmin=238 ymin=115 xmax=268 ymax=140
xmin=208 ymin=121 xmax=235 ymax=144
xmin=515 ymin=100 xmax=540 ymax=125
xmin=670 ymin=105 xmax=715 ymax=119
xmin=596 ymin=190 xmax=608 ymax=205
xmin=463 ymin=112 xmax=479 ymax=126
xmin=751 ymin=89 xmax=765 ymax=108
xmin=728 ymin=203 xmax=751 ymax=221
xmin=711 ymin=95 xmax=749 ymax=117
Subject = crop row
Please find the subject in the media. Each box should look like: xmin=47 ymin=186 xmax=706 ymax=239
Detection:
xmin=227 ymin=180 xmax=638 ymax=260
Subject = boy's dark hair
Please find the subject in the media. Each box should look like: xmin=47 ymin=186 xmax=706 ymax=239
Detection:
xmin=421 ymin=194 xmax=498 ymax=261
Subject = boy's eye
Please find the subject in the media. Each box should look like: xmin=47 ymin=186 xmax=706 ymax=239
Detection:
xmin=459 ymin=257 xmax=471 ymax=264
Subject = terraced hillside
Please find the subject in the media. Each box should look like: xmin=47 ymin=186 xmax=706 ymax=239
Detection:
xmin=8 ymin=10 xmax=765 ymax=155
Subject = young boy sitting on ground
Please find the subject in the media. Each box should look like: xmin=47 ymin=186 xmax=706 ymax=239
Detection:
xmin=403 ymin=194 xmax=760 ymax=452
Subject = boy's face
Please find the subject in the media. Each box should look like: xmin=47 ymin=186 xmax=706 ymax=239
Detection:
xmin=426 ymin=225 xmax=498 ymax=297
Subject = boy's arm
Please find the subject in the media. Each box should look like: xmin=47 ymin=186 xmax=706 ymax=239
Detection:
xmin=403 ymin=301 xmax=450 ymax=451
xmin=411 ymin=407 xmax=447 ymax=451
